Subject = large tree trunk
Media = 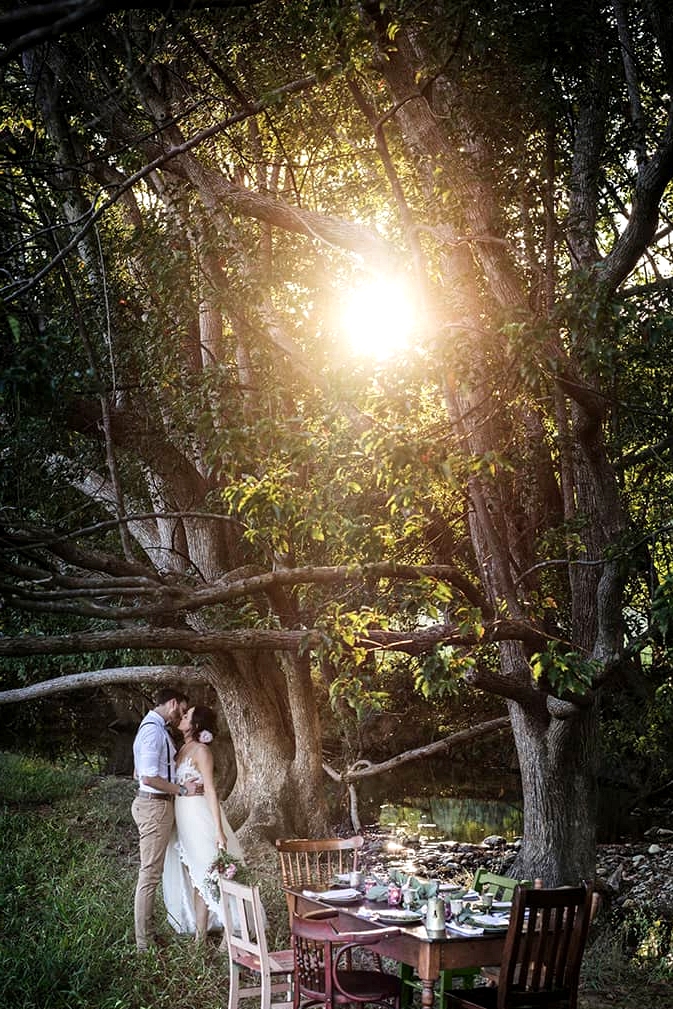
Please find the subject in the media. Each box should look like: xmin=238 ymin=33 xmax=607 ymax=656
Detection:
xmin=209 ymin=649 xmax=328 ymax=855
xmin=509 ymin=701 xmax=598 ymax=884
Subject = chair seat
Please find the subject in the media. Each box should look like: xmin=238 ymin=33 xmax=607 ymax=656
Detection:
xmin=301 ymin=969 xmax=400 ymax=1001
xmin=233 ymin=948 xmax=294 ymax=974
xmin=335 ymin=969 xmax=401 ymax=1000
xmin=269 ymin=949 xmax=295 ymax=973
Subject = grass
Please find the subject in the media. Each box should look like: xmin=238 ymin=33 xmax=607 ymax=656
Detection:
xmin=1 ymin=751 xmax=671 ymax=1009
xmin=579 ymin=906 xmax=673 ymax=1008
xmin=0 ymin=751 xmax=287 ymax=1009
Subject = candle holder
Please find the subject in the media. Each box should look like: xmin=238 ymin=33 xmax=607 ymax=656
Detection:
xmin=387 ymin=882 xmax=402 ymax=906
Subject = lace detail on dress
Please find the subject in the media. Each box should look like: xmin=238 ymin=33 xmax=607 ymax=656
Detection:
xmin=176 ymin=754 xmax=203 ymax=785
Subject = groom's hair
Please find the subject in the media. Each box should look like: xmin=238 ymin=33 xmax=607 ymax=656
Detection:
xmin=154 ymin=686 xmax=188 ymax=707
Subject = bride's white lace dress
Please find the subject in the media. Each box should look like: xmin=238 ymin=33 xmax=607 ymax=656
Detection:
xmin=162 ymin=755 xmax=243 ymax=934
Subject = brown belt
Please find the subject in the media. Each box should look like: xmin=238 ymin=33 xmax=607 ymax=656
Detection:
xmin=137 ymin=790 xmax=173 ymax=801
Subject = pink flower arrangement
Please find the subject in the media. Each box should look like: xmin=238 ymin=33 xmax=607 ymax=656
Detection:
xmin=203 ymin=852 xmax=246 ymax=902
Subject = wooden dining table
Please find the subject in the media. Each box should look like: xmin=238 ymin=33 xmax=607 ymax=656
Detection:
xmin=288 ymin=888 xmax=507 ymax=1009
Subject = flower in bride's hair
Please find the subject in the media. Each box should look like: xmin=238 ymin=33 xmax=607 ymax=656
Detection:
xmin=199 ymin=729 xmax=213 ymax=743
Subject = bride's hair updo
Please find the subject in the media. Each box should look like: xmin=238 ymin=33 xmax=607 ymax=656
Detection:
xmin=191 ymin=705 xmax=217 ymax=744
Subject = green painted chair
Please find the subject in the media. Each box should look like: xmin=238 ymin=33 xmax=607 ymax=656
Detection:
xmin=472 ymin=868 xmax=528 ymax=901
xmin=399 ymin=869 xmax=528 ymax=1008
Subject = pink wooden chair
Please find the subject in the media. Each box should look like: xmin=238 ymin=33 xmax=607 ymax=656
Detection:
xmin=219 ymin=875 xmax=294 ymax=1009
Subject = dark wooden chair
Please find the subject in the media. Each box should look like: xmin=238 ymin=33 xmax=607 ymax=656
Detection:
xmin=443 ymin=881 xmax=594 ymax=1009
xmin=400 ymin=869 xmax=526 ymax=1006
xmin=291 ymin=911 xmax=402 ymax=1009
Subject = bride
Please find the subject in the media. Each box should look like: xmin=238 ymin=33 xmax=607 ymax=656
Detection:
xmin=162 ymin=704 xmax=243 ymax=941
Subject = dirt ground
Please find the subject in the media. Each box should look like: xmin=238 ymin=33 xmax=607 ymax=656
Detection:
xmin=580 ymin=983 xmax=672 ymax=1008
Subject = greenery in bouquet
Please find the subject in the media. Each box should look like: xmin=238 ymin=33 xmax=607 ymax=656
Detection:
xmin=203 ymin=850 xmax=249 ymax=903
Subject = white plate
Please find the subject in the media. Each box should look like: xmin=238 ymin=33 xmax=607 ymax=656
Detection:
xmin=469 ymin=913 xmax=509 ymax=929
xmin=447 ymin=922 xmax=484 ymax=936
xmin=303 ymin=887 xmax=361 ymax=902
xmin=323 ymin=889 xmax=362 ymax=903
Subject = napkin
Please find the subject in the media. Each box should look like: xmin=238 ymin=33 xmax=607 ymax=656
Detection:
xmin=364 ymin=884 xmax=389 ymax=902
xmin=446 ymin=922 xmax=484 ymax=936
xmin=461 ymin=889 xmax=481 ymax=901
xmin=302 ymin=887 xmax=360 ymax=900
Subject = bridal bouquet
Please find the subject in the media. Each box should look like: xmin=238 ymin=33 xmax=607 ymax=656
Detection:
xmin=203 ymin=851 xmax=246 ymax=903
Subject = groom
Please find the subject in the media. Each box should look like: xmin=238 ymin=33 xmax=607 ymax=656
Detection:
xmin=131 ymin=686 xmax=202 ymax=950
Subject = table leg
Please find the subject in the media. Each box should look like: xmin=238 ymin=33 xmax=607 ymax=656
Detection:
xmin=421 ymin=977 xmax=436 ymax=1009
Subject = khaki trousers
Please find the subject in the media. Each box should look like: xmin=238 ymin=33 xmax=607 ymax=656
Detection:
xmin=131 ymin=795 xmax=175 ymax=949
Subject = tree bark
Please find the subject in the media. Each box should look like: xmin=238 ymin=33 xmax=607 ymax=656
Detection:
xmin=206 ymin=649 xmax=328 ymax=852
xmin=509 ymin=702 xmax=598 ymax=884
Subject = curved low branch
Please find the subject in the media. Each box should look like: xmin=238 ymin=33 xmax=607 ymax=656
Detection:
xmin=0 ymin=664 xmax=206 ymax=705
xmin=324 ymin=717 xmax=510 ymax=782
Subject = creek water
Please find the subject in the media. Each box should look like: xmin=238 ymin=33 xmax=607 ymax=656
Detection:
xmin=376 ymin=796 xmax=524 ymax=843
xmin=353 ymin=762 xmax=645 ymax=843
xmin=352 ymin=760 xmax=524 ymax=843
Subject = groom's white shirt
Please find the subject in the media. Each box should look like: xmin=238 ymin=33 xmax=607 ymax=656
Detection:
xmin=133 ymin=710 xmax=176 ymax=793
